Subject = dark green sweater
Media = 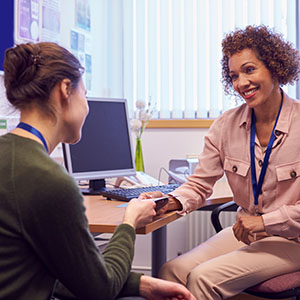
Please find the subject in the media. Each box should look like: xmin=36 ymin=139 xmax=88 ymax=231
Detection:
xmin=0 ymin=133 xmax=141 ymax=300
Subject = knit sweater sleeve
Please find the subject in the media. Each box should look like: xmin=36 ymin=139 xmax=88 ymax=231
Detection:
xmin=15 ymin=161 xmax=141 ymax=300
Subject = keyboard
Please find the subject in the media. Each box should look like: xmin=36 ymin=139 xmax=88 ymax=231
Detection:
xmin=98 ymin=183 xmax=181 ymax=202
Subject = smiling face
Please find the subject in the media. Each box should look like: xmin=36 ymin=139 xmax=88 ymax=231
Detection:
xmin=228 ymin=48 xmax=280 ymax=110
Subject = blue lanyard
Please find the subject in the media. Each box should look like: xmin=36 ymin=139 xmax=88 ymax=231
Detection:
xmin=250 ymin=101 xmax=282 ymax=207
xmin=16 ymin=122 xmax=49 ymax=153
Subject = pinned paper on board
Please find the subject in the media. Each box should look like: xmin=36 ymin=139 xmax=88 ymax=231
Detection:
xmin=17 ymin=0 xmax=40 ymax=42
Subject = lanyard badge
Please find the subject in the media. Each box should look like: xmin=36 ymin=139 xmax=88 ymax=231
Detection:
xmin=16 ymin=122 xmax=49 ymax=153
xmin=250 ymin=100 xmax=282 ymax=212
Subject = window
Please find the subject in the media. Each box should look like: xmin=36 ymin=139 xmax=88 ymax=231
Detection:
xmin=101 ymin=0 xmax=298 ymax=119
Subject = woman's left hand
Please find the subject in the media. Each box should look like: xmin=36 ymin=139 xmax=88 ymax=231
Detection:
xmin=233 ymin=215 xmax=265 ymax=245
xmin=139 ymin=275 xmax=197 ymax=300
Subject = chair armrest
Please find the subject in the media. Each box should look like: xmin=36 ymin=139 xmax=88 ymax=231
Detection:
xmin=211 ymin=200 xmax=238 ymax=233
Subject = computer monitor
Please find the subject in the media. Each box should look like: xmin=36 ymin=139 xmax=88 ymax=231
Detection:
xmin=62 ymin=97 xmax=136 ymax=194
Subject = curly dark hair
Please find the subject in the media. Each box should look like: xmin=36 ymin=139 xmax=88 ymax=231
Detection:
xmin=221 ymin=25 xmax=300 ymax=95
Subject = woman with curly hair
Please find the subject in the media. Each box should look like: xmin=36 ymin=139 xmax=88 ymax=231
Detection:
xmin=141 ymin=25 xmax=300 ymax=299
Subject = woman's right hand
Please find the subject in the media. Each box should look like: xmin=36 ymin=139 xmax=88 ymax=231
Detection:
xmin=139 ymin=192 xmax=182 ymax=214
xmin=123 ymin=198 xmax=156 ymax=229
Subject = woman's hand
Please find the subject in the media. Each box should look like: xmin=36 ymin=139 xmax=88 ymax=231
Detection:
xmin=123 ymin=198 xmax=156 ymax=229
xmin=139 ymin=275 xmax=196 ymax=300
xmin=233 ymin=215 xmax=265 ymax=245
xmin=138 ymin=192 xmax=182 ymax=215
xmin=138 ymin=191 xmax=167 ymax=215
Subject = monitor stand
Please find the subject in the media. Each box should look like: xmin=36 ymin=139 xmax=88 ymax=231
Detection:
xmin=81 ymin=179 xmax=106 ymax=195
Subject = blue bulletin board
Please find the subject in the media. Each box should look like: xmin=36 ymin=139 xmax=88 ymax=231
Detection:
xmin=0 ymin=0 xmax=14 ymax=71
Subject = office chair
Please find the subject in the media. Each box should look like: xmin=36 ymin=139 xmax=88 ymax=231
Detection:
xmin=211 ymin=201 xmax=300 ymax=299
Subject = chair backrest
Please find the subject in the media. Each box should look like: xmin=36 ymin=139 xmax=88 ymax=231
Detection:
xmin=211 ymin=200 xmax=237 ymax=233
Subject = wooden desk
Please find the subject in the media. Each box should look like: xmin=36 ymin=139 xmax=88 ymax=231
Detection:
xmin=84 ymin=195 xmax=181 ymax=234
xmin=83 ymin=180 xmax=233 ymax=277
xmin=84 ymin=195 xmax=181 ymax=277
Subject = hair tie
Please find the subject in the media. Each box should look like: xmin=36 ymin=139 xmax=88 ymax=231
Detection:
xmin=31 ymin=54 xmax=41 ymax=65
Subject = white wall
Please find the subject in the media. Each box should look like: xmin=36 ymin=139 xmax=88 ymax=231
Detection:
xmin=133 ymin=127 xmax=209 ymax=183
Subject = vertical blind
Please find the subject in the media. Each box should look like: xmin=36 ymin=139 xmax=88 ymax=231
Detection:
xmin=106 ymin=0 xmax=297 ymax=119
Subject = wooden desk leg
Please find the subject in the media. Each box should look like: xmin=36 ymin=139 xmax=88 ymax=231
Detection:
xmin=151 ymin=226 xmax=166 ymax=277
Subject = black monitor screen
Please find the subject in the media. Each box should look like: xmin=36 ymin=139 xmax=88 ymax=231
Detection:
xmin=63 ymin=98 xmax=136 ymax=182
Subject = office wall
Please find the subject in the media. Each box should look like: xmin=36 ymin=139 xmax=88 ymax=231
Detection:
xmin=0 ymin=0 xmax=104 ymax=143
xmin=11 ymin=0 xmax=103 ymax=97
xmin=134 ymin=127 xmax=208 ymax=183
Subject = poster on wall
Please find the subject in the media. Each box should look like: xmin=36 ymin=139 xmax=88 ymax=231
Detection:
xmin=70 ymin=29 xmax=92 ymax=91
xmin=41 ymin=0 xmax=61 ymax=43
xmin=75 ymin=0 xmax=91 ymax=31
xmin=16 ymin=0 xmax=61 ymax=44
xmin=17 ymin=0 xmax=40 ymax=42
xmin=85 ymin=53 xmax=92 ymax=91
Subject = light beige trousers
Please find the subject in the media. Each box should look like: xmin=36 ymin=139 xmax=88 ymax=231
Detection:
xmin=159 ymin=227 xmax=300 ymax=300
